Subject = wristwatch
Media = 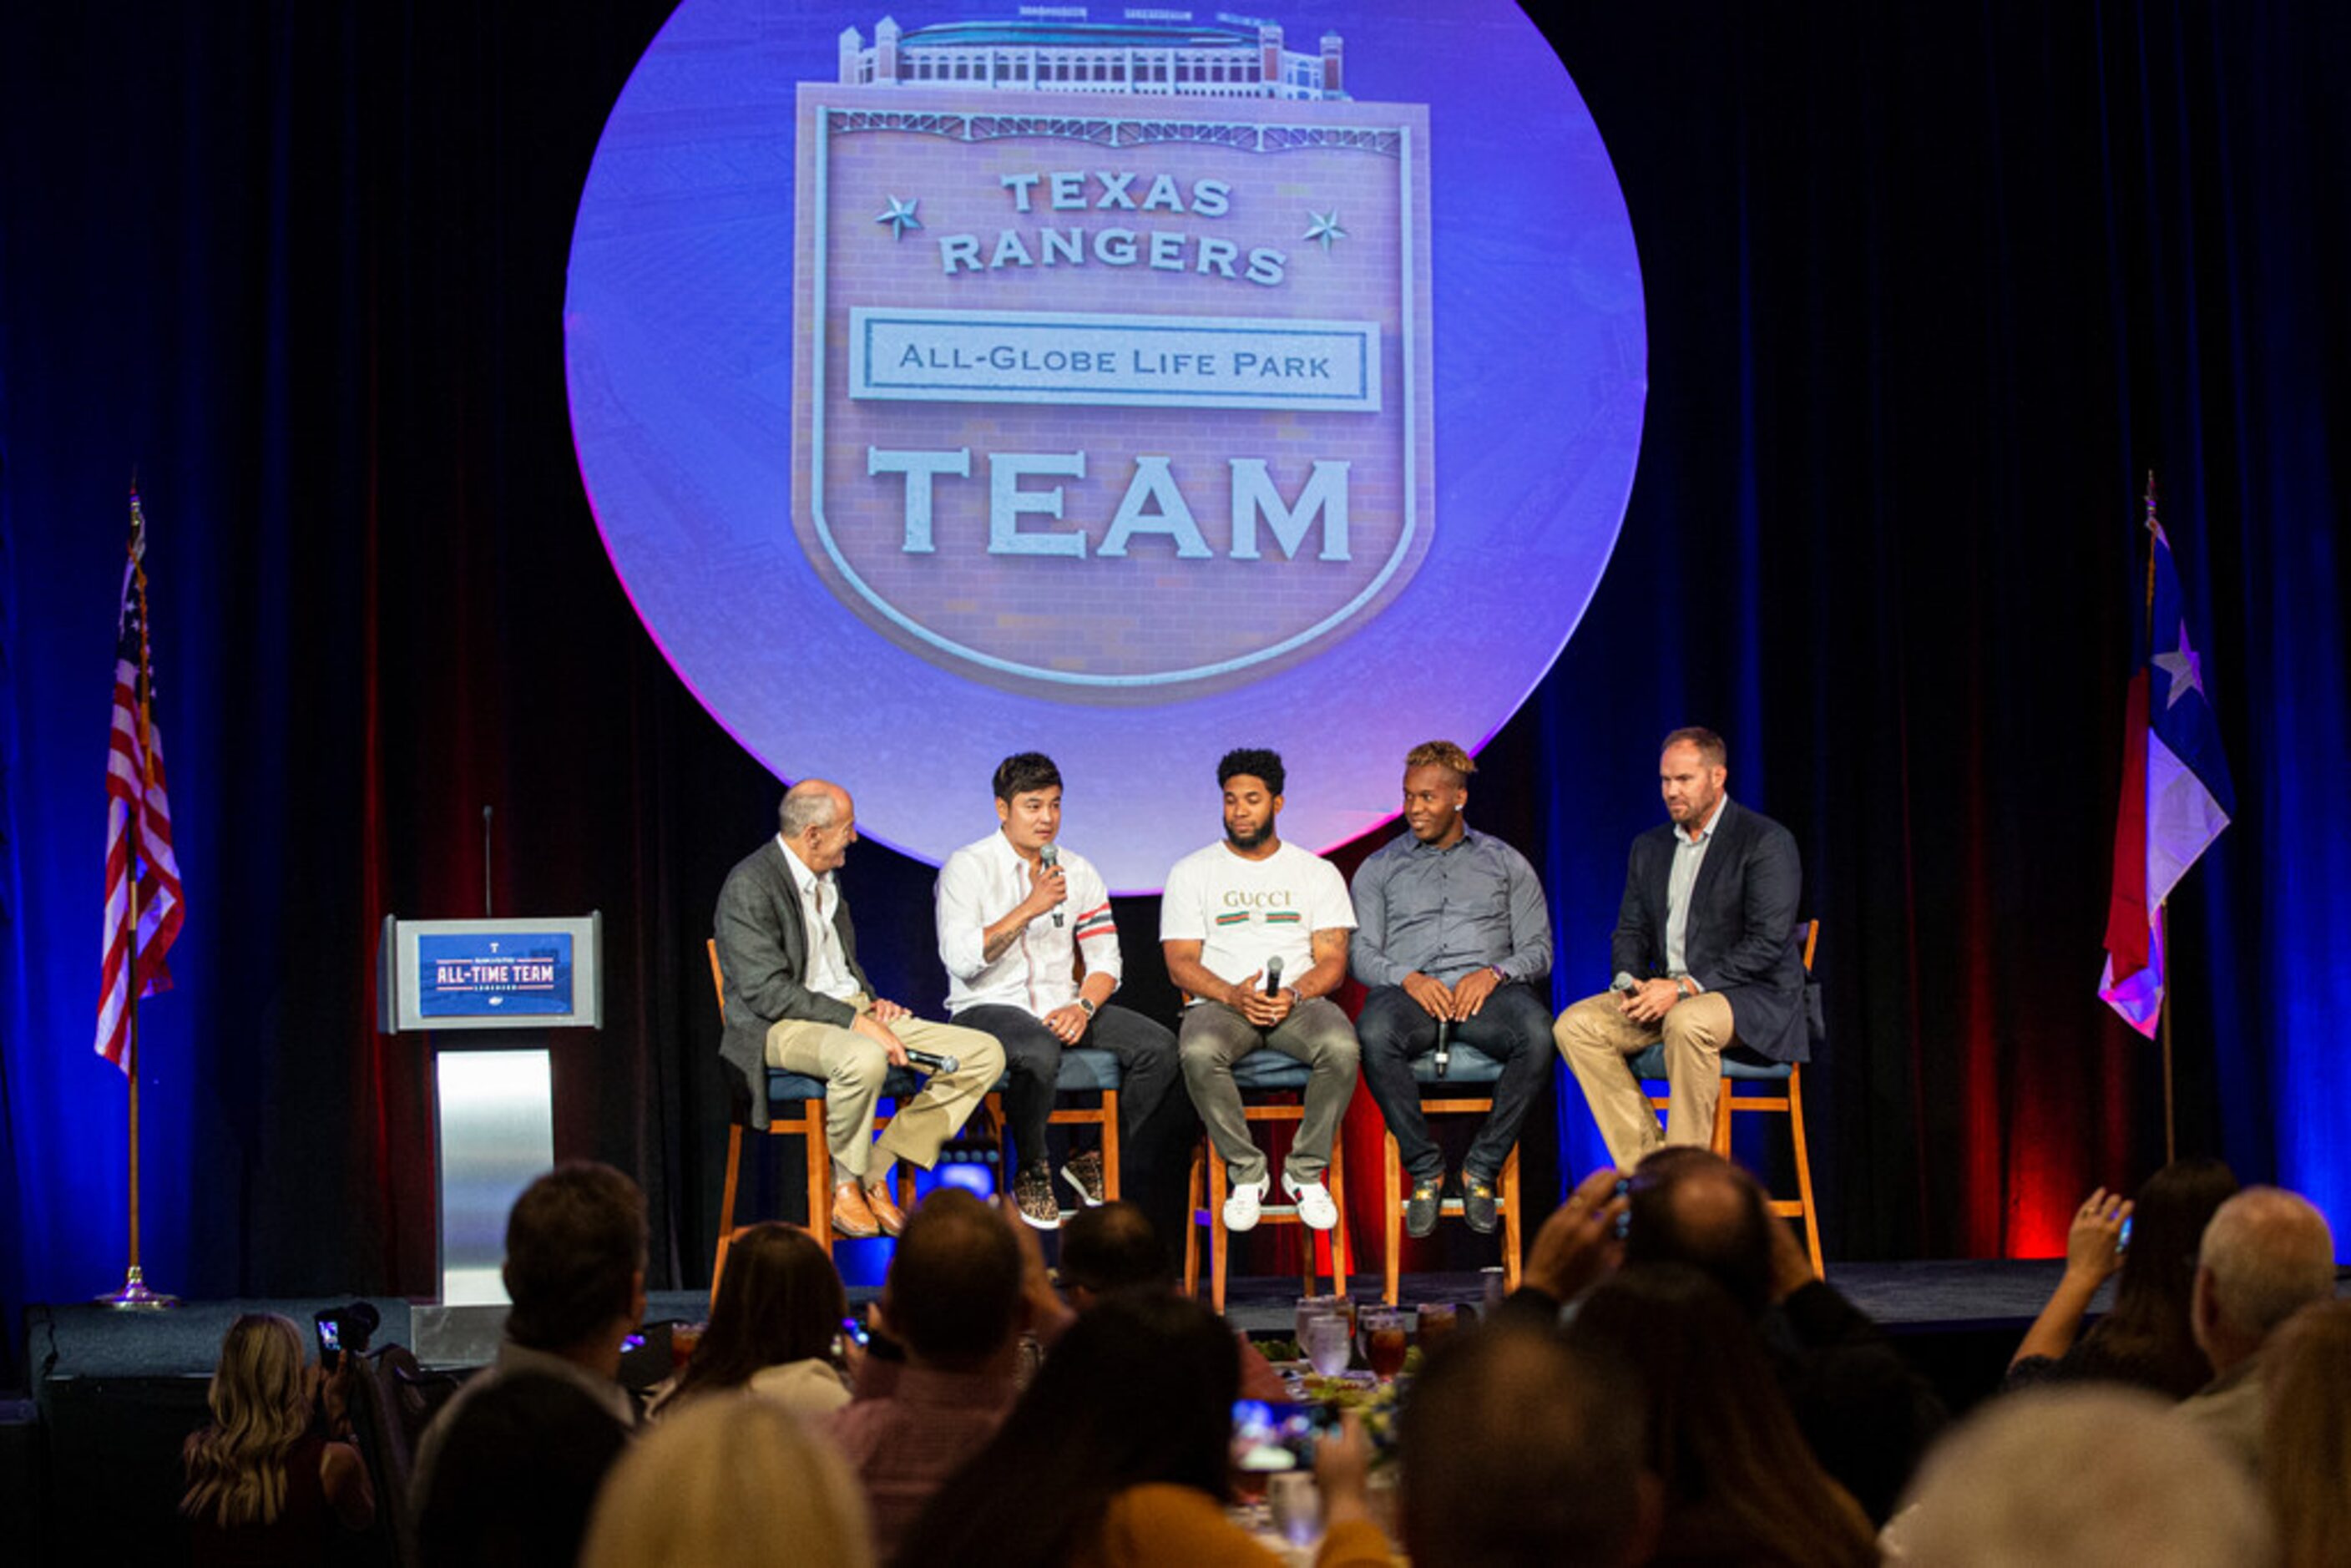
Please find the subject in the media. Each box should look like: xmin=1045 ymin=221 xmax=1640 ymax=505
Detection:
xmin=1077 ymin=997 xmax=1096 ymax=1017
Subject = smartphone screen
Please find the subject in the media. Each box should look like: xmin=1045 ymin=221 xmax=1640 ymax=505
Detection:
xmin=839 ymin=1315 xmax=872 ymax=1348
xmin=1231 ymin=1399 xmax=1337 ymax=1473
xmin=314 ymin=1314 xmax=342 ymax=1372
xmin=2118 ymin=1215 xmax=2134 ymax=1254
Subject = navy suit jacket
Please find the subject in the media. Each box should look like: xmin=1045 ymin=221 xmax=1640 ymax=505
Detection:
xmin=1610 ymin=798 xmax=1809 ymax=1063
xmin=714 ymin=840 xmax=876 ymax=1129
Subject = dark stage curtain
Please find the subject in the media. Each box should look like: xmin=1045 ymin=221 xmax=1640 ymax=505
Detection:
xmin=5 ymin=2 xmax=2348 ymax=1345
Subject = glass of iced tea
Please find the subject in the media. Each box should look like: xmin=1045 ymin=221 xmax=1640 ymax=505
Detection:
xmin=1416 ymin=1301 xmax=1459 ymax=1353
xmin=1363 ymin=1308 xmax=1410 ymax=1379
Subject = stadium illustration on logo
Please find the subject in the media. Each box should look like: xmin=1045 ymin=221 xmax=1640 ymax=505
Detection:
xmin=793 ymin=10 xmax=1435 ymax=701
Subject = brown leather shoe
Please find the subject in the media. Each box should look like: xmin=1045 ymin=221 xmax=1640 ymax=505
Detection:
xmin=831 ymin=1181 xmax=881 ymax=1239
xmin=863 ymin=1181 xmax=909 ymax=1237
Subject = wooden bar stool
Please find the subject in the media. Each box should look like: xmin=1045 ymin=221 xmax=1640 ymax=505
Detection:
xmin=1378 ymin=1043 xmax=1523 ymax=1305
xmin=1182 ymin=1051 xmax=1351 ymax=1313
xmin=707 ymin=942 xmax=917 ymax=1301
xmin=983 ymin=1047 xmax=1125 ymax=1206
xmin=1633 ymin=920 xmax=1823 ymax=1273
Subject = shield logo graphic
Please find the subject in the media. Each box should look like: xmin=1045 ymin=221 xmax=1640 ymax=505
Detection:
xmin=793 ymin=18 xmax=1433 ymax=703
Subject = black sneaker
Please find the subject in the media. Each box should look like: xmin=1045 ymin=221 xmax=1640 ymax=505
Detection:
xmin=1461 ymin=1171 xmax=1499 ymax=1235
xmin=1059 ymin=1149 xmax=1108 ymax=1207
xmin=1404 ymin=1174 xmax=1443 ymax=1239
xmin=1013 ymin=1162 xmax=1062 ymax=1230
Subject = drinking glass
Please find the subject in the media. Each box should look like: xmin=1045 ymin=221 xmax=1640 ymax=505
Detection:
xmin=1415 ymin=1301 xmax=1459 ymax=1353
xmin=1267 ymin=1471 xmax=1322 ymax=1546
xmin=1302 ymin=1313 xmax=1353 ymax=1377
xmin=1363 ymin=1308 xmax=1409 ymax=1379
xmin=1295 ymin=1292 xmax=1356 ymax=1346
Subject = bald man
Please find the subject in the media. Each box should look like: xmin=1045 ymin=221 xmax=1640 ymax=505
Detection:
xmin=2172 ymin=1185 xmax=2338 ymax=1473
xmin=715 ymin=781 xmax=1004 ymax=1239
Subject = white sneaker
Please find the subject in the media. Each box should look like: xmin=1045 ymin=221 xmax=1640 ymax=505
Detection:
xmin=1282 ymin=1170 xmax=1339 ymax=1231
xmin=1223 ymin=1173 xmax=1271 ymax=1232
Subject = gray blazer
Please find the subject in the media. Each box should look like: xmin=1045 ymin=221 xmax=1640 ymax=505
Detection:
xmin=1609 ymin=798 xmax=1810 ymax=1064
xmin=714 ymin=840 xmax=874 ymax=1130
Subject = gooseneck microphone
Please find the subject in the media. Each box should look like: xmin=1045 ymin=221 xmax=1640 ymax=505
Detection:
xmin=902 ymin=1045 xmax=962 ymax=1075
xmin=1264 ymin=956 xmax=1284 ymax=997
xmin=1041 ymin=843 xmax=1064 ymax=927
xmin=1434 ymin=1018 xmax=1453 ymax=1079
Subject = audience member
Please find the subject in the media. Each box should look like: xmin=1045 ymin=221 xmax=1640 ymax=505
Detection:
xmin=2173 ymin=1184 xmax=2338 ymax=1473
xmin=2006 ymin=1156 xmax=2239 ymax=1398
xmin=1041 ymin=1200 xmax=1287 ymax=1401
xmin=822 ymin=1187 xmax=1028 ymax=1560
xmin=1492 ymin=1165 xmax=1631 ymax=1328
xmin=417 ymin=1375 xmax=635 ymax=1568
xmin=898 ymin=1292 xmax=1384 ymax=1567
xmin=412 ymin=1161 xmax=648 ymax=1567
xmin=582 ymin=1393 xmax=872 ymax=1568
xmin=2261 ymin=1298 xmax=2351 ymax=1568
xmin=1401 ymin=1319 xmax=1656 ymax=1568
xmin=1620 ymin=1147 xmax=1945 ymax=1524
xmin=180 ymin=1313 xmax=375 ymax=1563
xmin=650 ymin=1221 xmax=852 ymax=1420
xmin=1566 ymin=1263 xmax=1876 ymax=1566
xmin=1891 ymin=1386 xmax=2271 ymax=1565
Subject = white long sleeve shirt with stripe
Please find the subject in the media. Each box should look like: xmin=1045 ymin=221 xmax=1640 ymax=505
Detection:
xmin=935 ymin=830 xmax=1120 ymax=1017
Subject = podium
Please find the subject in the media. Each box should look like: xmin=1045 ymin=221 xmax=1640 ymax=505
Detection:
xmin=379 ymin=914 xmax=603 ymax=1307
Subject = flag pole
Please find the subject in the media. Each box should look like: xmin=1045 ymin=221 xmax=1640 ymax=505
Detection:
xmin=2144 ymin=471 xmax=2177 ymax=1166
xmin=99 ymin=512 xmax=175 ymax=1309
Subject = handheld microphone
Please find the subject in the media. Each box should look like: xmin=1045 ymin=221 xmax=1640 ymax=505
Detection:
xmin=1434 ymin=1018 xmax=1453 ymax=1079
xmin=1040 ymin=843 xmax=1064 ymax=928
xmin=902 ymin=1046 xmax=962 ymax=1075
xmin=1612 ymin=970 xmax=1641 ymax=996
xmin=1264 ymin=956 xmax=1284 ymax=998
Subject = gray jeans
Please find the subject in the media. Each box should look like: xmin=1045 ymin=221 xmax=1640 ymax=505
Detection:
xmin=1177 ymin=997 xmax=1360 ymax=1186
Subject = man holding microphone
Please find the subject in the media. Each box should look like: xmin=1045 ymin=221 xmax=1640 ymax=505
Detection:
xmin=937 ymin=752 xmax=1179 ymax=1230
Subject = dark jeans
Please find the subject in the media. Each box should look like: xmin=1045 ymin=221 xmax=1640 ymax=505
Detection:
xmin=952 ymin=1002 xmax=1179 ymax=1174
xmin=1355 ymin=981 xmax=1552 ymax=1183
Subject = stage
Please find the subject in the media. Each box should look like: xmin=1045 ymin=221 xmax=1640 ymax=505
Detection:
xmin=8 ymin=1260 xmax=2112 ymax=1561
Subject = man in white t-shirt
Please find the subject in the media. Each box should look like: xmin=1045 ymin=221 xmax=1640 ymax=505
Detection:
xmin=1160 ymin=748 xmax=1359 ymax=1232
xmin=936 ymin=752 xmax=1179 ymax=1230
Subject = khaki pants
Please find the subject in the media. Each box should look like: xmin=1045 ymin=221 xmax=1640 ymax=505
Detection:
xmin=766 ymin=999 xmax=1004 ymax=1186
xmin=1552 ymin=990 xmax=1736 ymax=1168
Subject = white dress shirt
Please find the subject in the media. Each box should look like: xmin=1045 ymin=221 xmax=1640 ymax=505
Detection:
xmin=778 ymin=836 xmax=860 ymax=1004
xmin=935 ymin=831 xmax=1119 ymax=1017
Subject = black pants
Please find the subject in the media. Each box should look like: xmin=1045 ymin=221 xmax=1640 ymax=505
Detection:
xmin=952 ymin=1002 xmax=1180 ymax=1174
xmin=1354 ymin=981 xmax=1553 ymax=1183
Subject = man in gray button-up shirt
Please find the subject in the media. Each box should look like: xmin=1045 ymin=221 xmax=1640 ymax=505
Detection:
xmin=1350 ymin=740 xmax=1554 ymax=1237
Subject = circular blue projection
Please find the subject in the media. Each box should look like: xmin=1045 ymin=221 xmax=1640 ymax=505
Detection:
xmin=566 ymin=0 xmax=1645 ymax=891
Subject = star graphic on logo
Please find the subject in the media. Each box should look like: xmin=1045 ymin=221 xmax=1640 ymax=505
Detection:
xmin=2152 ymin=619 xmax=2206 ymax=709
xmin=876 ymin=195 xmax=923 ymax=240
xmin=1303 ymin=210 xmax=1347 ymax=253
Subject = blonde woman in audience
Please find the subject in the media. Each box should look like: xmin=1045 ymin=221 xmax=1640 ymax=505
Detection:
xmin=2262 ymin=1298 xmax=2351 ymax=1568
xmin=179 ymin=1313 xmax=375 ymax=1564
xmin=581 ymin=1393 xmax=872 ymax=1568
xmin=1889 ymin=1385 xmax=2269 ymax=1565
xmin=649 ymin=1222 xmax=853 ymax=1420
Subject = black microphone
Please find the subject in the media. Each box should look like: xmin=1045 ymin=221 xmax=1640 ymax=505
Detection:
xmin=902 ymin=1046 xmax=962 ymax=1075
xmin=1434 ymin=1018 xmax=1453 ymax=1079
xmin=1264 ymin=956 xmax=1284 ymax=997
xmin=1041 ymin=843 xmax=1064 ymax=928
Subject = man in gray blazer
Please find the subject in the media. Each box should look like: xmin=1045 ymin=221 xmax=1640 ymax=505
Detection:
xmin=1554 ymin=727 xmax=1807 ymax=1167
xmin=715 ymin=779 xmax=1004 ymax=1237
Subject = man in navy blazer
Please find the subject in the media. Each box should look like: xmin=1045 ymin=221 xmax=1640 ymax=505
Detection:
xmin=1554 ymin=728 xmax=1807 ymax=1167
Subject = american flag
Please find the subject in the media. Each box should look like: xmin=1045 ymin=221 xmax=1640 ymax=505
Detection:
xmin=94 ymin=488 xmax=185 ymax=1070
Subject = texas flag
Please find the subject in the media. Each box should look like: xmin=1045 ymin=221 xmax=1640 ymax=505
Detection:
xmin=2099 ymin=513 xmax=2235 ymax=1035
